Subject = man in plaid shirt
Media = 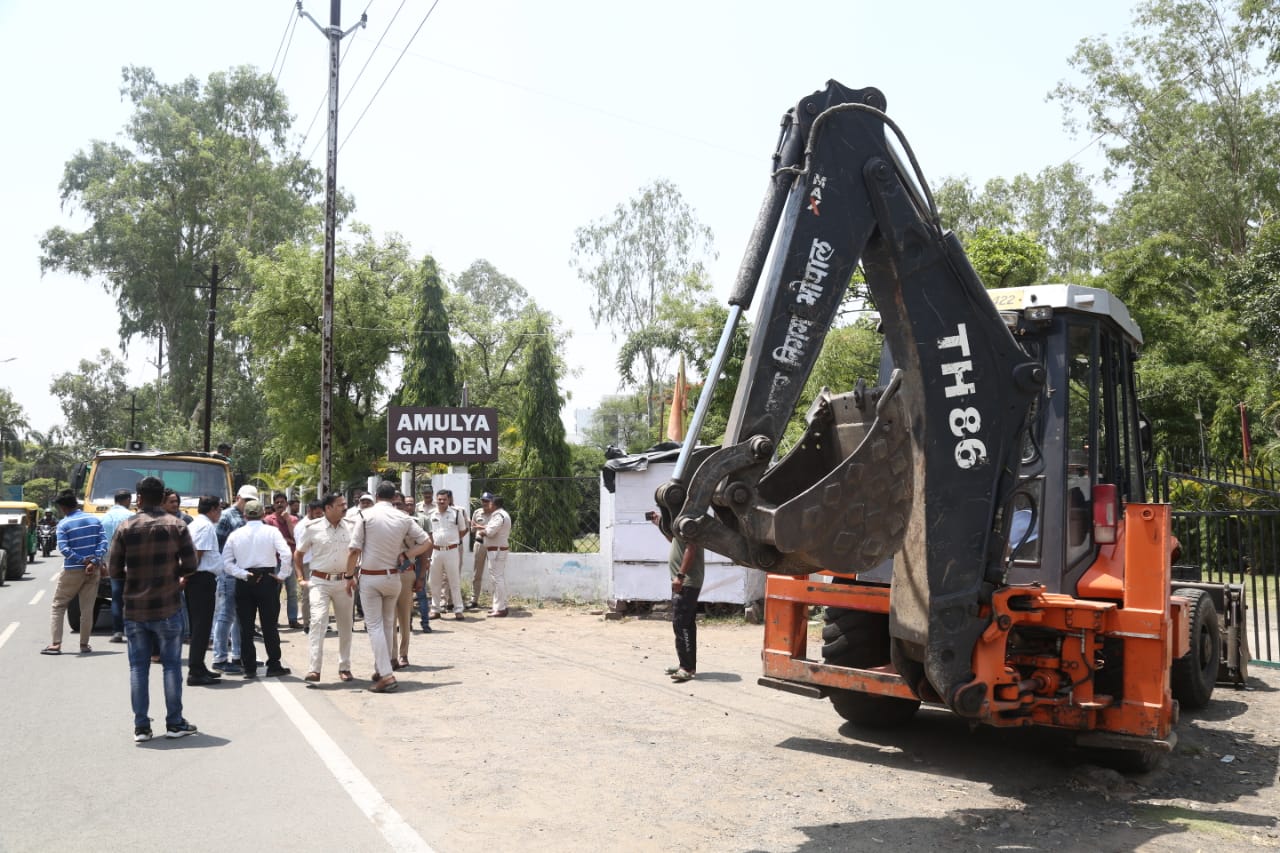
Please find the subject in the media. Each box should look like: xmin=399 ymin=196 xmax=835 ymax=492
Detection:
xmin=107 ymin=476 xmax=199 ymax=743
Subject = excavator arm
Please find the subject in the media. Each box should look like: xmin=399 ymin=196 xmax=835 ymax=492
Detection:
xmin=658 ymin=81 xmax=1045 ymax=712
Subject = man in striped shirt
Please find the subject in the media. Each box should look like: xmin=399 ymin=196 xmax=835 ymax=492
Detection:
xmin=44 ymin=490 xmax=107 ymax=655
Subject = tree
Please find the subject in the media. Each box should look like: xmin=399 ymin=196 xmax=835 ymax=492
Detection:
xmin=238 ymin=227 xmax=416 ymax=485
xmin=936 ymin=166 xmax=1104 ymax=282
xmin=448 ymin=260 xmax=556 ymax=424
xmin=584 ymin=393 xmax=650 ymax=453
xmin=1051 ymin=0 xmax=1280 ymax=262
xmin=40 ymin=65 xmax=323 ymax=420
xmin=571 ymin=179 xmax=716 ymax=429
xmin=394 ymin=256 xmax=458 ymax=409
xmin=966 ymin=228 xmax=1050 ymax=289
xmin=23 ymin=429 xmax=75 ymax=483
xmin=1099 ymin=234 xmax=1255 ymax=457
xmin=0 ymin=388 xmax=29 ymax=462
xmin=513 ymin=317 xmax=576 ymax=552
xmin=49 ymin=349 xmax=132 ymax=451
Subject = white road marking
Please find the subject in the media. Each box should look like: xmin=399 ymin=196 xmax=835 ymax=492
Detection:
xmin=262 ymin=680 xmax=434 ymax=853
xmin=0 ymin=622 xmax=17 ymax=651
xmin=29 ymin=589 xmax=45 ymax=606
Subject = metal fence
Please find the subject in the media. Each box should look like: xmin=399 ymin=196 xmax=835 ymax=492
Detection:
xmin=469 ymin=476 xmax=600 ymax=554
xmin=1151 ymin=455 xmax=1280 ymax=663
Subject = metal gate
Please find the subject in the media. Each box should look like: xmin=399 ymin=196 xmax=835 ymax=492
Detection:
xmin=1151 ymin=456 xmax=1279 ymax=664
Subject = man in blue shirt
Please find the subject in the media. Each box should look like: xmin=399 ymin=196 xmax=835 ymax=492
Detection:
xmin=100 ymin=489 xmax=134 ymax=643
xmin=44 ymin=490 xmax=107 ymax=655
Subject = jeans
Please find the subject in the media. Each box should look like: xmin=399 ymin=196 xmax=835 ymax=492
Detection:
xmin=414 ymin=563 xmax=431 ymax=629
xmin=213 ymin=572 xmax=241 ymax=662
xmin=111 ymin=577 xmax=125 ymax=634
xmin=125 ymin=610 xmax=185 ymax=729
xmin=284 ymin=573 xmax=300 ymax=625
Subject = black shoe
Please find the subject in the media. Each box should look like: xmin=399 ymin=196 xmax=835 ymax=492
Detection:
xmin=288 ymin=622 xmax=304 ymax=630
xmin=420 ymin=624 xmax=432 ymax=633
xmin=187 ymin=673 xmax=219 ymax=686
xmin=166 ymin=720 xmax=198 ymax=738
xmin=243 ymin=666 xmax=259 ymax=679
xmin=265 ymin=666 xmax=291 ymax=677
xmin=213 ymin=660 xmax=244 ymax=674
xmin=465 ymin=601 xmax=480 ymax=611
xmin=134 ymin=726 xmax=153 ymax=743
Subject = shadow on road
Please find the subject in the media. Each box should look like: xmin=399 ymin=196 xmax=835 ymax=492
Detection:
xmin=771 ymin=681 xmax=1280 ymax=851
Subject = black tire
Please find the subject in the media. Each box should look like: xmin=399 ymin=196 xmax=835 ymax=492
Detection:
xmin=822 ymin=606 xmax=921 ymax=727
xmin=1171 ymin=587 xmax=1219 ymax=710
xmin=1086 ymin=746 xmax=1163 ymax=774
xmin=2 ymin=527 xmax=26 ymax=580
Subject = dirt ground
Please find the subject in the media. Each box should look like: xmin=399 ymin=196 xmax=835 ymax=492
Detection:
xmin=278 ymin=604 xmax=1280 ymax=853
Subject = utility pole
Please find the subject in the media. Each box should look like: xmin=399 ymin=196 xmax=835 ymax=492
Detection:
xmin=299 ymin=0 xmax=367 ymax=496
xmin=197 ymin=262 xmax=231 ymax=452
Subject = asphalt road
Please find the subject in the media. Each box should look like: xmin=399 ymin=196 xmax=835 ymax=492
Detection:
xmin=0 ymin=555 xmax=435 ymax=853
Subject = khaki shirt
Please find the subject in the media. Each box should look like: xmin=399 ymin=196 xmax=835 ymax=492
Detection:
xmin=350 ymin=501 xmax=429 ymax=570
xmin=426 ymin=506 xmax=468 ymax=548
xmin=482 ymin=508 xmax=512 ymax=549
xmin=296 ymin=516 xmax=353 ymax=575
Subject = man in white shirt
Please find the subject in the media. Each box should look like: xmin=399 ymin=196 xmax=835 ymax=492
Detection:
xmin=346 ymin=482 xmax=431 ymax=693
xmin=186 ymin=495 xmax=225 ymax=686
xmin=425 ymin=491 xmax=469 ymax=620
xmin=482 ymin=495 xmax=513 ymax=618
xmin=294 ymin=494 xmax=356 ymax=684
xmin=222 ymin=499 xmax=293 ymax=679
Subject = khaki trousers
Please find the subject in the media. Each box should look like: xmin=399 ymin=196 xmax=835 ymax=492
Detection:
xmin=307 ymin=576 xmax=354 ymax=675
xmin=51 ymin=569 xmax=98 ymax=648
xmin=395 ymin=570 xmax=416 ymax=657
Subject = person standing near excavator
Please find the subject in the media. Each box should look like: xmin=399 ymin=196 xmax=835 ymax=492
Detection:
xmin=650 ymin=509 xmax=704 ymax=682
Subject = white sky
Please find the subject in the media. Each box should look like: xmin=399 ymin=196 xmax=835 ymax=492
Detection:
xmin=0 ymin=0 xmax=1136 ymax=440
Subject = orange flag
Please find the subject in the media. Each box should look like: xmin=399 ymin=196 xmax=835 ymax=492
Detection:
xmin=667 ymin=354 xmax=687 ymax=443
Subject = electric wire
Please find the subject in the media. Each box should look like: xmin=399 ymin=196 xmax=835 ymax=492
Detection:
xmin=299 ymin=1 xmax=375 ymax=154
xmin=338 ymin=0 xmax=407 ymax=113
xmin=269 ymin=0 xmax=299 ymax=82
xmin=338 ymin=0 xmax=441 ymax=154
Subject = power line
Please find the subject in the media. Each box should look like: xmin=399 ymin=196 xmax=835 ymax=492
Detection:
xmin=299 ymin=4 xmax=370 ymax=153
xmin=339 ymin=0 xmax=441 ymax=153
xmin=272 ymin=7 xmax=301 ymax=85
xmin=339 ymin=0 xmax=407 ymax=112
xmin=268 ymin=0 xmax=299 ymax=79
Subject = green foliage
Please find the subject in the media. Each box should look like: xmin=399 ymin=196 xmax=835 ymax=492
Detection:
xmin=1051 ymin=0 xmax=1280 ymax=262
xmin=394 ymin=256 xmax=458 ymax=409
xmin=448 ymin=260 xmax=561 ymax=427
xmin=966 ymin=228 xmax=1050 ymax=289
xmin=0 ymin=388 xmax=29 ymax=459
xmin=40 ymin=65 xmax=323 ymax=419
xmin=1099 ymin=234 xmax=1253 ymax=456
xmin=513 ymin=317 xmax=576 ymax=552
xmin=20 ymin=478 xmax=59 ymax=508
xmin=780 ymin=319 xmax=883 ymax=451
xmin=49 ymin=349 xmax=132 ymax=451
xmin=571 ymin=180 xmax=716 ymax=428
xmin=584 ymin=392 xmax=650 ymax=454
xmin=237 ymin=227 xmax=416 ymax=486
xmin=936 ymin=165 xmax=1103 ymax=281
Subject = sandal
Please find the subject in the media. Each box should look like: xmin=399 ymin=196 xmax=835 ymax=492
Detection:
xmin=40 ymin=645 xmax=61 ymax=655
xmin=79 ymin=644 xmax=93 ymax=654
xmin=338 ymin=671 xmax=353 ymax=682
xmin=370 ymin=675 xmax=399 ymax=693
xmin=397 ymin=656 xmax=409 ymax=669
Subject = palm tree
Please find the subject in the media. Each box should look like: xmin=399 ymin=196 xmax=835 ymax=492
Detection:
xmin=0 ymin=388 xmax=29 ymax=461
xmin=25 ymin=428 xmax=75 ymax=483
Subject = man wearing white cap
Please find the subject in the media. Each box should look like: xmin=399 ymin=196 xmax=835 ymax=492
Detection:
xmin=211 ymin=484 xmax=258 ymax=673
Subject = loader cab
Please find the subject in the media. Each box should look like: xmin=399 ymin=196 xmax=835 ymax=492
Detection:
xmin=992 ymin=285 xmax=1145 ymax=597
